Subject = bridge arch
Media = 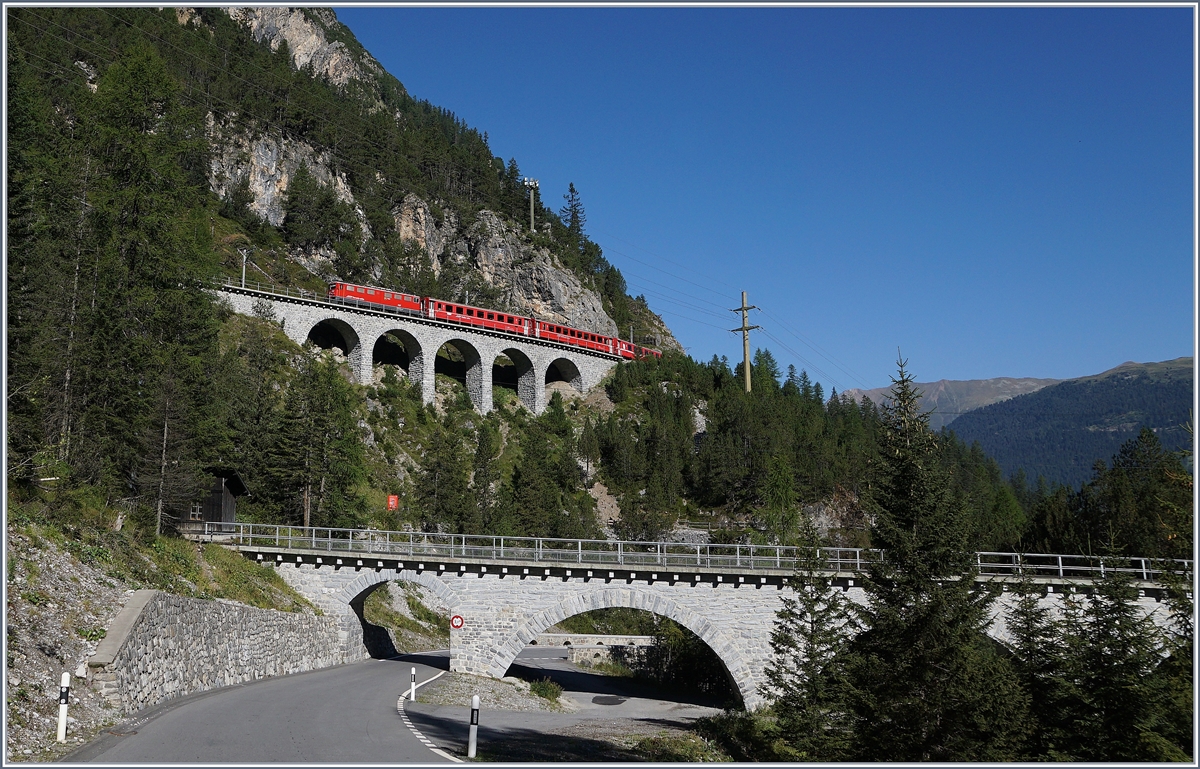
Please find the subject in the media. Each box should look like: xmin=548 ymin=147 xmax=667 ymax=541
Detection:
xmin=371 ymin=328 xmax=424 ymax=385
xmin=434 ymin=338 xmax=486 ymax=411
xmin=495 ymin=348 xmax=537 ymax=411
xmin=545 ymin=357 xmax=583 ymax=394
xmin=485 ymin=587 xmax=750 ymax=708
xmin=306 ymin=317 xmax=360 ymax=359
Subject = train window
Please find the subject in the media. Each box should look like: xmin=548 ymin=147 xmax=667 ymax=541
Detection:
xmin=367 ymin=289 xmax=375 ymax=295
xmin=487 ymin=313 xmax=494 ymax=320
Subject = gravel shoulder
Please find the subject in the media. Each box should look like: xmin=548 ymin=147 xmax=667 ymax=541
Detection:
xmin=416 ymin=671 xmax=571 ymax=712
xmin=5 ymin=528 xmax=131 ymax=762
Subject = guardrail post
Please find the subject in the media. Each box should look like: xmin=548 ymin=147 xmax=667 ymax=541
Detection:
xmin=578 ymin=540 xmax=582 ymax=563
xmin=1141 ymin=559 xmax=1148 ymax=581
xmin=1057 ymin=555 xmax=1063 ymax=578
xmin=658 ymin=543 xmax=662 ymax=565
xmin=696 ymin=545 xmax=701 ymax=566
xmin=618 ymin=541 xmax=623 ymax=565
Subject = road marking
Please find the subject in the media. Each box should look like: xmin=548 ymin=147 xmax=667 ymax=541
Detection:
xmin=396 ymin=671 xmax=461 ymax=763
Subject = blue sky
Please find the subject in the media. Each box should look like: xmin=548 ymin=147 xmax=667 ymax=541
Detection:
xmin=338 ymin=6 xmax=1194 ymax=392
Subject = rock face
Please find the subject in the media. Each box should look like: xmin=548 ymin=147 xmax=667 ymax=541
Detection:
xmin=224 ymin=7 xmax=383 ymax=89
xmin=394 ymin=200 xmax=619 ymax=335
xmin=207 ymin=118 xmax=363 ymax=230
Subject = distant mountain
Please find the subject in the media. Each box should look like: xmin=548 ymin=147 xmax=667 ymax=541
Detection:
xmin=945 ymin=357 xmax=1193 ymax=489
xmin=846 ymin=376 xmax=1062 ymax=431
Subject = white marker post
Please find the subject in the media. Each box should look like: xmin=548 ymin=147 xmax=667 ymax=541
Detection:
xmin=467 ymin=694 xmax=480 ymax=758
xmin=56 ymin=672 xmax=70 ymax=742
xmin=410 ymin=667 xmax=417 ymax=701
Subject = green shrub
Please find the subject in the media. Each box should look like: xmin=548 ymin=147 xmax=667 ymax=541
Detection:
xmin=529 ymin=677 xmax=562 ymax=702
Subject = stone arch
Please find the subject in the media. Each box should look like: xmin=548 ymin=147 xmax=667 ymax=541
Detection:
xmin=333 ymin=567 xmax=461 ymax=616
xmin=372 ymin=328 xmax=424 ymax=385
xmin=434 ymin=338 xmax=485 ymax=411
xmin=484 ymin=587 xmax=751 ymax=709
xmin=326 ymin=567 xmax=462 ymax=659
xmin=495 ymin=348 xmax=536 ymax=411
xmin=544 ymin=357 xmax=583 ymax=394
xmin=306 ymin=317 xmax=360 ymax=359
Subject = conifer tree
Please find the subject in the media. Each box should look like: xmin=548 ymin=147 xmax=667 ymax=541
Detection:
xmin=764 ymin=518 xmax=857 ymax=760
xmin=415 ymin=416 xmax=470 ymax=532
xmin=469 ymin=419 xmax=501 ymax=534
xmin=843 ymin=358 xmax=1028 ymax=761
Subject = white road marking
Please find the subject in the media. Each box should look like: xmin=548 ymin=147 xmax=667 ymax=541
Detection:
xmin=396 ymin=671 xmax=460 ymax=763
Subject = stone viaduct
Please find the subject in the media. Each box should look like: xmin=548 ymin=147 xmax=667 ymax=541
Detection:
xmin=232 ymin=540 xmax=1179 ymax=712
xmin=215 ymin=284 xmax=618 ymax=415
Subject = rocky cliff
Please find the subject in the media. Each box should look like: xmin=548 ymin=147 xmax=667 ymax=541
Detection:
xmin=203 ymin=6 xmax=677 ymax=346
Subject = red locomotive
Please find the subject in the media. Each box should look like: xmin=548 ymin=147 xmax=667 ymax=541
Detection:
xmin=327 ymin=281 xmax=661 ymax=360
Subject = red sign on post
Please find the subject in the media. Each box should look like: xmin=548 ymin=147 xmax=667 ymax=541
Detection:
xmin=450 ymin=615 xmax=465 ymax=630
xmin=387 ymin=495 xmax=399 ymax=511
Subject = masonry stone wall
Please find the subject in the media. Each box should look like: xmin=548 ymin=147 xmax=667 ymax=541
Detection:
xmin=263 ymin=557 xmax=1175 ymax=713
xmin=216 ymin=288 xmax=617 ymax=414
xmin=88 ymin=591 xmax=344 ymax=714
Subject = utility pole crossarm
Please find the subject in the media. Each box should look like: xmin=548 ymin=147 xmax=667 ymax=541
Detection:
xmin=729 ymin=291 xmax=760 ymax=393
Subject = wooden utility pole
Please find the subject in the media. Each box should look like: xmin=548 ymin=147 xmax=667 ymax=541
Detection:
xmin=730 ymin=291 xmax=760 ymax=393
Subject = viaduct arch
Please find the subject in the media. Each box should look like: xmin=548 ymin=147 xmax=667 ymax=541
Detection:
xmin=217 ymin=286 xmax=616 ymax=415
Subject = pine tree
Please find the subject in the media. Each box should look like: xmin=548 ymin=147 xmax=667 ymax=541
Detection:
xmin=1071 ymin=570 xmax=1187 ymax=761
xmin=764 ymin=518 xmax=857 ymax=760
xmin=414 ymin=416 xmax=470 ymax=532
xmin=559 ymin=182 xmax=586 ymax=245
xmin=843 ymin=358 xmax=1028 ymax=761
xmin=1005 ymin=572 xmax=1075 ymax=758
xmin=759 ymin=455 xmax=799 ymax=544
xmin=469 ymin=419 xmax=500 ymax=534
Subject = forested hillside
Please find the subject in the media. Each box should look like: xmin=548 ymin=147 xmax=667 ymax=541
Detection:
xmin=8 ymin=5 xmax=1187 ymax=564
xmin=947 ymin=357 xmax=1192 ymax=489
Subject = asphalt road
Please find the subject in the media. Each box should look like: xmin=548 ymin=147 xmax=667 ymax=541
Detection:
xmin=67 ymin=648 xmax=722 ymax=763
xmin=67 ymin=654 xmax=452 ymax=763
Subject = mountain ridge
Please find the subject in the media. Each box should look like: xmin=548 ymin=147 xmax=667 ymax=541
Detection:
xmin=945 ymin=356 xmax=1193 ymax=488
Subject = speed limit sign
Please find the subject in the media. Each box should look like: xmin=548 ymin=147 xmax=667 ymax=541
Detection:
xmin=450 ymin=615 xmax=464 ymax=629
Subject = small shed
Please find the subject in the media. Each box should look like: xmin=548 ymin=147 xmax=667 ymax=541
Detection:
xmin=188 ymin=470 xmax=247 ymax=527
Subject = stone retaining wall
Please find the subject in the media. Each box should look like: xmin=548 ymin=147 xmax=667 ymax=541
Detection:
xmin=88 ymin=590 xmax=345 ymax=714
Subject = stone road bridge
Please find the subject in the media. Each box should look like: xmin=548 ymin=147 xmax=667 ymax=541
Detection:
xmin=213 ymin=279 xmax=619 ymax=415
xmin=186 ymin=523 xmax=1188 ymax=710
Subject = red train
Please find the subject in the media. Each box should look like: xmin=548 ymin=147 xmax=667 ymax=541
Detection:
xmin=327 ymin=282 xmax=661 ymax=360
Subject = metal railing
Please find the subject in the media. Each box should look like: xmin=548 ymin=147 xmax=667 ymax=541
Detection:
xmin=180 ymin=522 xmax=1190 ymax=582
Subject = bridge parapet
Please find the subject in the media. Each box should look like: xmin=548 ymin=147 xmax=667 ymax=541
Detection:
xmin=182 ymin=522 xmax=1190 ymax=586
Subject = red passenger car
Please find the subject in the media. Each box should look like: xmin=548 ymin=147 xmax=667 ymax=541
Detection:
xmin=328 ymin=282 xmax=421 ymax=313
xmin=424 ymin=299 xmax=532 ymax=335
